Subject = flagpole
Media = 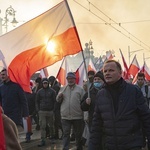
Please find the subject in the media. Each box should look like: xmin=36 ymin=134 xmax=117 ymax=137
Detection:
xmin=65 ymin=0 xmax=90 ymax=97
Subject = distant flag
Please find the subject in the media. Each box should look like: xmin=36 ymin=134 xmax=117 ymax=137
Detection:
xmin=128 ymin=55 xmax=140 ymax=78
xmin=106 ymin=50 xmax=114 ymax=60
xmin=0 ymin=1 xmax=82 ymax=92
xmin=75 ymin=60 xmax=87 ymax=86
xmin=141 ymin=61 xmax=150 ymax=81
xmin=39 ymin=68 xmax=49 ymax=78
xmin=88 ymin=58 xmax=97 ymax=72
xmin=94 ymin=56 xmax=105 ymax=71
xmin=56 ymin=57 xmax=69 ymax=86
xmin=119 ymin=49 xmax=129 ymax=79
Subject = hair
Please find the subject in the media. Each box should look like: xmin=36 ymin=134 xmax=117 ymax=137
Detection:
xmin=104 ymin=60 xmax=122 ymax=71
xmin=88 ymin=70 xmax=95 ymax=76
xmin=137 ymin=72 xmax=145 ymax=78
xmin=1 ymin=68 xmax=7 ymax=73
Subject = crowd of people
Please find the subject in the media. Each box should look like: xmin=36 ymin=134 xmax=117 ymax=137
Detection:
xmin=0 ymin=59 xmax=150 ymax=150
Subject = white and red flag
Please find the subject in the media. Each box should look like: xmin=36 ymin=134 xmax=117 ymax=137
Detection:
xmin=0 ymin=1 xmax=82 ymax=92
xmin=56 ymin=57 xmax=69 ymax=86
xmin=88 ymin=58 xmax=97 ymax=73
xmin=75 ymin=60 xmax=87 ymax=86
xmin=119 ymin=49 xmax=129 ymax=79
xmin=39 ymin=68 xmax=49 ymax=78
xmin=128 ymin=55 xmax=140 ymax=78
xmin=141 ymin=62 xmax=150 ymax=81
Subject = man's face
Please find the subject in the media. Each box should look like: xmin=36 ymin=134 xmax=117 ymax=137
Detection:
xmin=42 ymin=82 xmax=49 ymax=88
xmin=67 ymin=77 xmax=76 ymax=86
xmin=103 ymin=62 xmax=122 ymax=85
xmin=0 ymin=70 xmax=9 ymax=82
xmin=137 ymin=76 xmax=144 ymax=86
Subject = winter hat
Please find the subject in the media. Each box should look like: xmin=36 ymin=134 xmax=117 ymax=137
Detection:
xmin=66 ymin=72 xmax=76 ymax=79
xmin=42 ymin=78 xmax=49 ymax=83
xmin=35 ymin=77 xmax=42 ymax=84
xmin=49 ymin=76 xmax=56 ymax=83
xmin=94 ymin=71 xmax=105 ymax=82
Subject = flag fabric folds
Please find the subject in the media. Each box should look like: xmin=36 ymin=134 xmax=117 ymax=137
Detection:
xmin=128 ymin=55 xmax=140 ymax=78
xmin=75 ymin=60 xmax=87 ymax=86
xmin=141 ymin=62 xmax=150 ymax=81
xmin=88 ymin=58 xmax=97 ymax=72
xmin=119 ymin=49 xmax=129 ymax=79
xmin=0 ymin=1 xmax=82 ymax=92
xmin=56 ymin=57 xmax=69 ymax=86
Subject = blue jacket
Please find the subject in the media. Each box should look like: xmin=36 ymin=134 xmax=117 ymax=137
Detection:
xmin=0 ymin=80 xmax=29 ymax=125
xmin=89 ymin=80 xmax=150 ymax=150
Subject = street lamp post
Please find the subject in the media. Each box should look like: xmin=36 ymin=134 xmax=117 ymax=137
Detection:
xmin=0 ymin=5 xmax=18 ymax=34
xmin=128 ymin=46 xmax=143 ymax=64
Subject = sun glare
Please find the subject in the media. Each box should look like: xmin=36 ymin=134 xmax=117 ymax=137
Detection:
xmin=46 ymin=40 xmax=56 ymax=53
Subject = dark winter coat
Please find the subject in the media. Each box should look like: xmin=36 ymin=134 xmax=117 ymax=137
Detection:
xmin=36 ymin=87 xmax=56 ymax=112
xmin=81 ymin=87 xmax=99 ymax=129
xmin=89 ymin=80 xmax=150 ymax=150
xmin=0 ymin=81 xmax=29 ymax=125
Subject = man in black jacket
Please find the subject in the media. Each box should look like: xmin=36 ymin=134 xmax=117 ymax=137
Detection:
xmin=88 ymin=60 xmax=150 ymax=150
xmin=36 ymin=78 xmax=56 ymax=147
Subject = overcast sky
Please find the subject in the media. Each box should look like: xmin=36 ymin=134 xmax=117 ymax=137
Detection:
xmin=0 ymin=0 xmax=150 ymax=75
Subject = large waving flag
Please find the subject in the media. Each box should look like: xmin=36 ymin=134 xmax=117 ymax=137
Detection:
xmin=75 ymin=60 xmax=87 ymax=86
xmin=119 ymin=49 xmax=129 ymax=79
xmin=0 ymin=1 xmax=82 ymax=92
xmin=56 ymin=57 xmax=69 ymax=86
xmin=128 ymin=55 xmax=140 ymax=78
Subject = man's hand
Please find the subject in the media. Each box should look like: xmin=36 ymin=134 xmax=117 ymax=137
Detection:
xmin=86 ymin=98 xmax=91 ymax=105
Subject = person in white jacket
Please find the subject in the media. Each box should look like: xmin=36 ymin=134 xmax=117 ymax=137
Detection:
xmin=57 ymin=72 xmax=85 ymax=150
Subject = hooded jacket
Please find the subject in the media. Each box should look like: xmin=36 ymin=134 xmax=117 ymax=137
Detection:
xmin=36 ymin=81 xmax=56 ymax=112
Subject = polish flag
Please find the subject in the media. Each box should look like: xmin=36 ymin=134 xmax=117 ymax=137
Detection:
xmin=88 ymin=58 xmax=97 ymax=72
xmin=39 ymin=68 xmax=49 ymax=78
xmin=119 ymin=49 xmax=129 ymax=79
xmin=106 ymin=50 xmax=114 ymax=60
xmin=0 ymin=107 xmax=6 ymax=150
xmin=141 ymin=62 xmax=150 ymax=81
xmin=0 ymin=1 xmax=82 ymax=92
xmin=128 ymin=55 xmax=140 ymax=78
xmin=75 ymin=60 xmax=87 ymax=86
xmin=56 ymin=57 xmax=69 ymax=86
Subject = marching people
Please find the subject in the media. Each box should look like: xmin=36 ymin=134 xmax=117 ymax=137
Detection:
xmin=36 ymin=78 xmax=56 ymax=147
xmin=0 ymin=68 xmax=29 ymax=132
xmin=81 ymin=71 xmax=105 ymax=131
xmin=88 ymin=60 xmax=150 ymax=150
xmin=33 ymin=77 xmax=42 ymax=131
xmin=57 ymin=72 xmax=85 ymax=150
xmin=135 ymin=72 xmax=150 ymax=106
xmin=49 ymin=76 xmax=63 ymax=140
xmin=135 ymin=72 xmax=150 ymax=148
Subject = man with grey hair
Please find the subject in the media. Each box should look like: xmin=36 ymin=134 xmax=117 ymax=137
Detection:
xmin=57 ymin=72 xmax=85 ymax=150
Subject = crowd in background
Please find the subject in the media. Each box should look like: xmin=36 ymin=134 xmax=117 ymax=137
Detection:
xmin=0 ymin=59 xmax=150 ymax=150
